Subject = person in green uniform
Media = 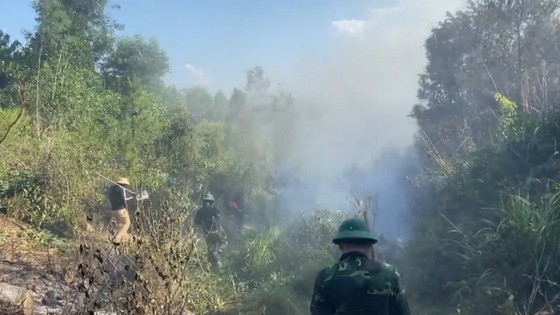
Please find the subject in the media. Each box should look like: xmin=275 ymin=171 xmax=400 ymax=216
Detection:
xmin=310 ymin=217 xmax=411 ymax=315
xmin=194 ymin=192 xmax=227 ymax=270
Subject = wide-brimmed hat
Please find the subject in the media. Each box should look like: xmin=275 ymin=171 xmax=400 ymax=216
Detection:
xmin=115 ymin=177 xmax=130 ymax=185
xmin=332 ymin=217 xmax=378 ymax=245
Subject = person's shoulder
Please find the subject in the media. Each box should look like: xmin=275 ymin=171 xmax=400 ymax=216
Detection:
xmin=318 ymin=263 xmax=335 ymax=273
xmin=315 ymin=262 xmax=338 ymax=281
xmin=376 ymin=261 xmax=403 ymax=280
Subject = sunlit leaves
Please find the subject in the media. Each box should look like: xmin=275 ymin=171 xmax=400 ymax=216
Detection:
xmin=102 ymin=35 xmax=169 ymax=94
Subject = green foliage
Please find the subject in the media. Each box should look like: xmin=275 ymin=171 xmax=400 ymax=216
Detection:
xmin=102 ymin=35 xmax=169 ymax=93
xmin=495 ymin=92 xmax=518 ymax=133
xmin=73 ymin=195 xmax=237 ymax=314
xmin=0 ymin=5 xmax=216 ymax=230
xmin=405 ymin=109 xmax=560 ymax=313
xmin=438 ymin=192 xmax=560 ymax=314
xmin=30 ymin=0 xmax=119 ymax=66
xmin=7 ymin=0 xmax=560 ymax=314
xmin=0 ymin=3 xmax=311 ymax=313
xmin=223 ymin=210 xmax=344 ymax=314
xmin=24 ymin=226 xmax=68 ymax=248
xmin=405 ymin=1 xmax=560 ymax=313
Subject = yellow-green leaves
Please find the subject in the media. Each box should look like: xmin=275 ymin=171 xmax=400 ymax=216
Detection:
xmin=494 ymin=92 xmax=520 ymax=136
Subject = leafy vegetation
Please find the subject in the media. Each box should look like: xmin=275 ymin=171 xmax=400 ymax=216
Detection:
xmin=404 ymin=1 xmax=560 ymax=313
xmin=3 ymin=0 xmax=560 ymax=314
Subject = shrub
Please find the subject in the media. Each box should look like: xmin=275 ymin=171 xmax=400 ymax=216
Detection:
xmin=70 ymin=192 xmax=235 ymax=315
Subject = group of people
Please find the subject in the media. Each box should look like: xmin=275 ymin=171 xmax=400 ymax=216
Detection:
xmin=104 ymin=177 xmax=240 ymax=269
xmin=105 ymin=177 xmax=410 ymax=314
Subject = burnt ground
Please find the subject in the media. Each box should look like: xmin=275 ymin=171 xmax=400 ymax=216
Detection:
xmin=0 ymin=215 xmax=116 ymax=315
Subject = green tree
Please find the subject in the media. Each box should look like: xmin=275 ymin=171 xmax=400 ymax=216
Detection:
xmin=412 ymin=0 xmax=560 ymax=164
xmin=28 ymin=0 xmax=120 ymax=67
xmin=245 ymin=66 xmax=270 ymax=94
xmin=0 ymin=30 xmax=23 ymax=92
xmin=102 ymin=35 xmax=169 ymax=94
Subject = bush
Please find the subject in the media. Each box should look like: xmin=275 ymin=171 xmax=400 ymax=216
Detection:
xmin=444 ymin=192 xmax=560 ymax=314
xmin=70 ymin=192 xmax=235 ymax=314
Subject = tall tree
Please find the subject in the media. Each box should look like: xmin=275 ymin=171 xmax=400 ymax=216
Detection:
xmin=0 ymin=30 xmax=23 ymax=93
xmin=412 ymin=0 xmax=560 ymax=163
xmin=27 ymin=0 xmax=120 ymax=68
xmin=102 ymin=35 xmax=169 ymax=94
xmin=245 ymin=66 xmax=270 ymax=94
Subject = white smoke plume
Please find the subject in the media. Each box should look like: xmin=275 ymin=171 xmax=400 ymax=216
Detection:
xmin=275 ymin=0 xmax=468 ymax=238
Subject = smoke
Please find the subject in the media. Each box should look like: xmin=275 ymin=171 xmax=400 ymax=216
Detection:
xmin=185 ymin=63 xmax=209 ymax=86
xmin=273 ymin=0 xmax=468 ymax=239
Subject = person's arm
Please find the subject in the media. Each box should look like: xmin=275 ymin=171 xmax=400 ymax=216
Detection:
xmin=389 ymin=269 xmax=411 ymax=315
xmin=122 ymin=186 xmax=135 ymax=201
xmin=310 ymin=270 xmax=334 ymax=315
xmin=212 ymin=207 xmax=221 ymax=220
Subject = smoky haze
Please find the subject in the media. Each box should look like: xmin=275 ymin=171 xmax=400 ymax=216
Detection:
xmin=273 ymin=0 xmax=468 ymax=239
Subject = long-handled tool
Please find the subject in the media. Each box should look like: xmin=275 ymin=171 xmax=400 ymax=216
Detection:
xmin=96 ymin=172 xmax=149 ymax=201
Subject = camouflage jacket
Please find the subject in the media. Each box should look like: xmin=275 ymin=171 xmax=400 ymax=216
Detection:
xmin=310 ymin=251 xmax=410 ymax=315
xmin=194 ymin=205 xmax=220 ymax=234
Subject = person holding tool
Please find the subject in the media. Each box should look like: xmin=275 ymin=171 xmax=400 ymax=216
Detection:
xmin=105 ymin=176 xmax=147 ymax=244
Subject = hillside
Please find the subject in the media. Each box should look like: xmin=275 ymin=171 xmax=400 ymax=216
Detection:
xmin=3 ymin=0 xmax=560 ymax=314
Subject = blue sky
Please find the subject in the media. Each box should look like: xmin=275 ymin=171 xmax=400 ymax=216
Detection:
xmin=0 ymin=0 xmax=398 ymax=93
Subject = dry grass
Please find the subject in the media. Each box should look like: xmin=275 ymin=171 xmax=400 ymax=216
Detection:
xmin=0 ymin=214 xmax=65 ymax=267
xmin=65 ymin=197 xmax=236 ymax=315
xmin=0 ymin=191 xmax=239 ymax=315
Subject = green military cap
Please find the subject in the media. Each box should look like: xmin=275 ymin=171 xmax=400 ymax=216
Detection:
xmin=203 ymin=192 xmax=215 ymax=202
xmin=332 ymin=217 xmax=378 ymax=245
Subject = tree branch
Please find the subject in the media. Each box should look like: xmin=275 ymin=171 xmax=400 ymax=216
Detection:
xmin=0 ymin=79 xmax=26 ymax=145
